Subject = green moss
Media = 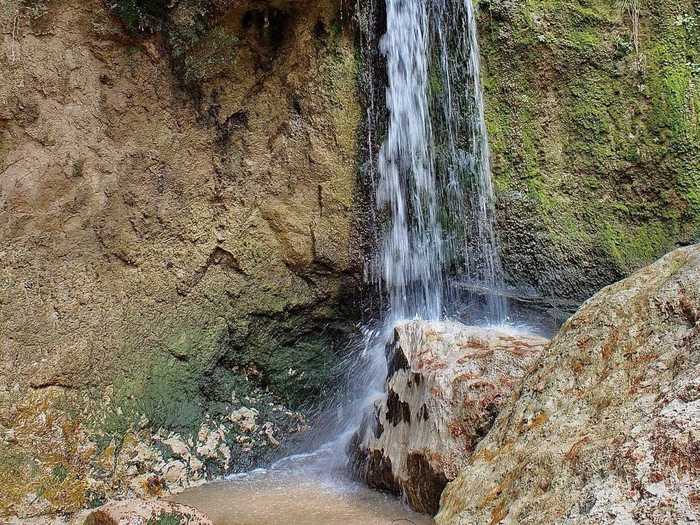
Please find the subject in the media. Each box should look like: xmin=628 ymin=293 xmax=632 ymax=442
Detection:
xmin=147 ymin=512 xmax=184 ymax=525
xmin=480 ymin=0 xmax=700 ymax=297
xmin=599 ymin=221 xmax=674 ymax=271
xmin=227 ymin=333 xmax=339 ymax=409
xmin=109 ymin=0 xmax=169 ymax=34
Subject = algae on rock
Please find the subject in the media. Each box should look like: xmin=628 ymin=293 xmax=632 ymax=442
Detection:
xmin=478 ymin=0 xmax=700 ymax=303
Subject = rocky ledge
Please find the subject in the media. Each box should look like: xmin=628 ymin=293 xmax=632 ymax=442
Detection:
xmin=0 ymin=385 xmax=305 ymax=520
xmin=78 ymin=500 xmax=212 ymax=525
xmin=436 ymin=244 xmax=700 ymax=525
xmin=350 ymin=320 xmax=549 ymax=514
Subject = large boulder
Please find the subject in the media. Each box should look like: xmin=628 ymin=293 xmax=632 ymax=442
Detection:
xmin=351 ymin=320 xmax=549 ymax=514
xmin=436 ymin=245 xmax=700 ymax=525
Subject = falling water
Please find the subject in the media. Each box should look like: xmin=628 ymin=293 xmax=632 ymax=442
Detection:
xmin=369 ymin=0 xmax=506 ymax=323
xmin=178 ymin=0 xmax=507 ymax=519
xmin=376 ymin=0 xmax=444 ymax=321
xmin=346 ymin=0 xmax=507 ymax=486
xmin=431 ymin=0 xmax=507 ymax=322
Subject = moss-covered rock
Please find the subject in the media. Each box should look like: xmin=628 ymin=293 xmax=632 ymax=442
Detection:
xmin=478 ymin=0 xmax=700 ymax=302
xmin=0 ymin=1 xmax=362 ymax=517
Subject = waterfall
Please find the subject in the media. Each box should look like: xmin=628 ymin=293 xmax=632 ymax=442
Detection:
xmin=377 ymin=0 xmax=443 ymax=321
xmin=369 ymin=0 xmax=506 ymax=323
xmin=228 ymin=0 xmax=508 ymax=501
xmin=431 ymin=0 xmax=507 ymax=322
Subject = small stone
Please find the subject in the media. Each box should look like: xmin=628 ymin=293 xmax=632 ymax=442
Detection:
xmin=262 ymin=421 xmax=280 ymax=447
xmin=162 ymin=460 xmax=187 ymax=484
xmin=190 ymin=456 xmax=204 ymax=474
xmin=164 ymin=435 xmax=191 ymax=461
xmin=196 ymin=425 xmax=225 ymax=459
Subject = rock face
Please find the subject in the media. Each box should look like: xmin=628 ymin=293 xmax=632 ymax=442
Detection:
xmin=351 ymin=320 xmax=549 ymax=515
xmin=0 ymin=0 xmax=360 ymax=518
xmin=479 ymin=1 xmax=700 ymax=302
xmin=436 ymin=245 xmax=700 ymax=525
xmin=0 ymin=0 xmax=360 ymax=415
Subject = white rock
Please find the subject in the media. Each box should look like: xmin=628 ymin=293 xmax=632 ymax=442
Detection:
xmin=196 ymin=425 xmax=225 ymax=459
xmin=262 ymin=421 xmax=280 ymax=447
xmin=164 ymin=435 xmax=191 ymax=461
xmin=190 ymin=456 xmax=204 ymax=475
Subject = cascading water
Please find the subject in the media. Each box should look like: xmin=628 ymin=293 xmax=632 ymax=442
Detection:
xmin=376 ymin=0 xmax=443 ymax=321
xmin=346 ymin=0 xmax=508 ymax=489
xmin=431 ymin=0 xmax=507 ymax=322
xmin=275 ymin=0 xmax=509 ymax=478
xmin=177 ymin=1 xmax=507 ymax=521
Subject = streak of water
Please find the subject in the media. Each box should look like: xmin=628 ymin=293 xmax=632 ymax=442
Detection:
xmin=377 ymin=0 xmax=443 ymax=321
xmin=181 ymin=0 xmax=506 ymax=520
xmin=431 ymin=0 xmax=507 ymax=322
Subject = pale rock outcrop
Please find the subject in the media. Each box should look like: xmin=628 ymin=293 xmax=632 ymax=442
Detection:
xmin=196 ymin=425 xmax=227 ymax=461
xmin=436 ymin=245 xmax=700 ymax=525
xmin=162 ymin=460 xmax=187 ymax=484
xmin=163 ymin=436 xmax=191 ymax=461
xmin=351 ymin=320 xmax=549 ymax=514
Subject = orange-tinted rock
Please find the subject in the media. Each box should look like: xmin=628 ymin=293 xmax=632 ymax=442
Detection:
xmin=437 ymin=245 xmax=700 ymax=525
xmin=351 ymin=320 xmax=548 ymax=514
xmin=80 ymin=500 xmax=212 ymax=525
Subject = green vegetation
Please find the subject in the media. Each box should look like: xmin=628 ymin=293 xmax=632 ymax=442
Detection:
xmin=147 ymin=512 xmax=184 ymax=525
xmin=109 ymin=0 xmax=168 ymax=34
xmin=477 ymin=0 xmax=700 ymax=297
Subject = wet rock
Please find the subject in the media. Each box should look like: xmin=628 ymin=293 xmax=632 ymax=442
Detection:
xmin=436 ymin=245 xmax=700 ymax=525
xmin=351 ymin=320 xmax=548 ymax=514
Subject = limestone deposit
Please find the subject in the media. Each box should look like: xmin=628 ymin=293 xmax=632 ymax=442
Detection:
xmin=436 ymin=245 xmax=700 ymax=525
xmin=351 ymin=320 xmax=549 ymax=514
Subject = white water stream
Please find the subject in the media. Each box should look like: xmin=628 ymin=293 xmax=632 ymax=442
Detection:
xmin=176 ymin=0 xmax=505 ymax=522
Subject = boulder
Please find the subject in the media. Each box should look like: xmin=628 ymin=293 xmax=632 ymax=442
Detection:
xmin=436 ymin=245 xmax=700 ymax=525
xmin=351 ymin=320 xmax=549 ymax=514
xmin=229 ymin=407 xmax=259 ymax=433
xmin=79 ymin=500 xmax=212 ymax=525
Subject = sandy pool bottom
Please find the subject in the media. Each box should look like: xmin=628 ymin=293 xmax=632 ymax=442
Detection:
xmin=173 ymin=470 xmax=434 ymax=525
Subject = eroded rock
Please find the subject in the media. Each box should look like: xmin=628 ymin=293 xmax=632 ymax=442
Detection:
xmin=436 ymin=245 xmax=700 ymax=525
xmin=351 ymin=320 xmax=548 ymax=514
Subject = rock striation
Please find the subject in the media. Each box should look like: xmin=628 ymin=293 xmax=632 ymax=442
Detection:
xmin=351 ymin=320 xmax=549 ymax=514
xmin=436 ymin=244 xmax=700 ymax=525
